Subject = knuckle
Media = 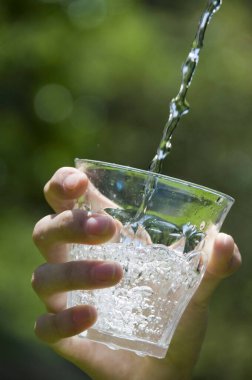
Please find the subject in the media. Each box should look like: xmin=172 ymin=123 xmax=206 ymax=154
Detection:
xmin=57 ymin=209 xmax=87 ymax=240
xmin=43 ymin=181 xmax=50 ymax=199
xmin=57 ymin=210 xmax=74 ymax=234
xmin=31 ymin=263 xmax=48 ymax=294
xmin=43 ymin=167 xmax=73 ymax=197
xmin=32 ymin=218 xmax=46 ymax=247
xmin=34 ymin=315 xmax=56 ymax=344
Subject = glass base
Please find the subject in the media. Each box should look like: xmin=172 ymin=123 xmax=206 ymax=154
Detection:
xmin=68 ymin=242 xmax=206 ymax=359
xmin=80 ymin=328 xmax=168 ymax=359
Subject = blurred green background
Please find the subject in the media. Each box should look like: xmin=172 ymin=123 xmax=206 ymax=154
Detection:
xmin=0 ymin=0 xmax=251 ymax=379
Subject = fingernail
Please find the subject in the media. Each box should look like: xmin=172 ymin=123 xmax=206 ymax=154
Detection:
xmin=215 ymin=233 xmax=234 ymax=254
xmin=63 ymin=173 xmax=83 ymax=191
xmin=223 ymin=234 xmax=233 ymax=246
xmin=218 ymin=233 xmax=233 ymax=245
xmin=91 ymin=262 xmax=117 ymax=282
xmin=85 ymin=216 xmax=112 ymax=237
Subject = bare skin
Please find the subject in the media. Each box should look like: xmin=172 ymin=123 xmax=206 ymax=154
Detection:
xmin=32 ymin=167 xmax=242 ymax=380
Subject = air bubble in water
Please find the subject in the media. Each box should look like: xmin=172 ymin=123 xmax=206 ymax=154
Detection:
xmin=69 ymin=242 xmax=203 ymax=342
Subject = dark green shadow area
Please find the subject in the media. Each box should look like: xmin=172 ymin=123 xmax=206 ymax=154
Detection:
xmin=0 ymin=328 xmax=91 ymax=380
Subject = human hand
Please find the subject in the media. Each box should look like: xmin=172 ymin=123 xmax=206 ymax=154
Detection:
xmin=32 ymin=167 xmax=241 ymax=380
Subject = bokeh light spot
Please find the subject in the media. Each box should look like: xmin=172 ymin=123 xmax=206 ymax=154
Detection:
xmin=70 ymin=95 xmax=107 ymax=131
xmin=67 ymin=0 xmax=107 ymax=29
xmin=34 ymin=84 xmax=73 ymax=123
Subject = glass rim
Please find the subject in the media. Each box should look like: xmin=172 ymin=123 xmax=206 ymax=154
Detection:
xmin=75 ymin=158 xmax=235 ymax=205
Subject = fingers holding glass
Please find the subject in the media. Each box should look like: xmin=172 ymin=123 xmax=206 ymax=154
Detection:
xmin=207 ymin=233 xmax=242 ymax=279
xmin=44 ymin=167 xmax=89 ymax=213
xmin=34 ymin=306 xmax=97 ymax=344
xmin=32 ymin=210 xmax=117 ymax=263
xmin=192 ymin=233 xmax=241 ymax=307
xmin=32 ymin=258 xmax=123 ymax=343
xmin=32 ymin=260 xmax=123 ymax=312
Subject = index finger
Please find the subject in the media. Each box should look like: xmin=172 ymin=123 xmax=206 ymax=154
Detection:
xmin=44 ymin=167 xmax=88 ymax=213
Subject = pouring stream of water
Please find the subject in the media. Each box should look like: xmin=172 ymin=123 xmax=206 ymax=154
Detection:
xmin=133 ymin=0 xmax=222 ymax=223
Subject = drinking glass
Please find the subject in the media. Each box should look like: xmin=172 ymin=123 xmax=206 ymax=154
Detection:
xmin=68 ymin=159 xmax=234 ymax=358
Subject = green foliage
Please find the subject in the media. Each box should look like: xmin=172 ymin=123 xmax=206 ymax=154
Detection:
xmin=0 ymin=0 xmax=251 ymax=378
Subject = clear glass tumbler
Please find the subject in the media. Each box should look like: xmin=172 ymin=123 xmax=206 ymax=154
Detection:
xmin=68 ymin=159 xmax=234 ymax=358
